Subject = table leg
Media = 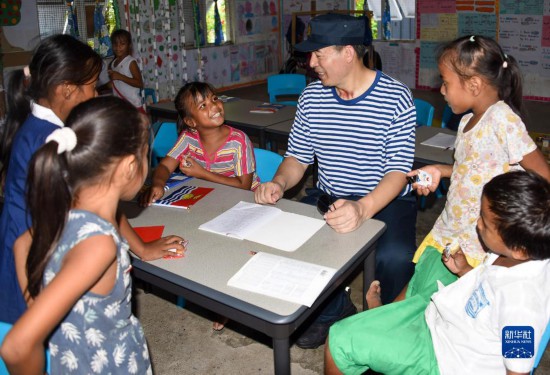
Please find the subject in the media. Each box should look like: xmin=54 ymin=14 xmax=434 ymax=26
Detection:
xmin=273 ymin=337 xmax=291 ymax=375
xmin=363 ymin=248 xmax=376 ymax=311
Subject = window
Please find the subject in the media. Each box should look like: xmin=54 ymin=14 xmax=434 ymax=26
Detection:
xmin=355 ymin=0 xmax=416 ymax=40
xmin=183 ymin=0 xmax=233 ymax=48
xmin=36 ymin=0 xmax=119 ymax=52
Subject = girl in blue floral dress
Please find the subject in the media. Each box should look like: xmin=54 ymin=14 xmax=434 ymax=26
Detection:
xmin=0 ymin=97 xmax=159 ymax=374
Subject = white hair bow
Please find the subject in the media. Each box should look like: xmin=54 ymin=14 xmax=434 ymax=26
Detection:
xmin=45 ymin=127 xmax=77 ymax=154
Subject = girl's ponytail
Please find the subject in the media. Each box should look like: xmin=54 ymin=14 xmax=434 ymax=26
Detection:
xmin=25 ymin=141 xmax=72 ymax=298
xmin=498 ymin=54 xmax=525 ymax=120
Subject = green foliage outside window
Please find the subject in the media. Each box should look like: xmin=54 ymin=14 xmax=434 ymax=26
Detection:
xmin=355 ymin=0 xmax=378 ymax=40
xmin=206 ymin=0 xmax=227 ymax=44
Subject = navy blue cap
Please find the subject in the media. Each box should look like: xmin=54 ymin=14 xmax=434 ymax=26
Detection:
xmin=295 ymin=13 xmax=373 ymax=52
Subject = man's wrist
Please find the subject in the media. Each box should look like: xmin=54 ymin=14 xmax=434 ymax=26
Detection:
xmin=272 ymin=178 xmax=287 ymax=192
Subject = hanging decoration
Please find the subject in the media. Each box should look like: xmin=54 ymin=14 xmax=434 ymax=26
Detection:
xmin=149 ymin=0 xmax=160 ymax=98
xmin=177 ymin=0 xmax=188 ymax=84
xmin=64 ymin=0 xmax=80 ymax=38
xmin=192 ymin=0 xmax=204 ymax=81
xmin=382 ymin=0 xmax=391 ymax=40
xmin=93 ymin=0 xmax=112 ymax=57
xmin=213 ymin=0 xmax=224 ymax=46
xmin=192 ymin=0 xmax=205 ymax=47
xmin=162 ymin=0 xmax=176 ymax=97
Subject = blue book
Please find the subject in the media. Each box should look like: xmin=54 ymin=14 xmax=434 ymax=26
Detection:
xmin=164 ymin=172 xmax=194 ymax=191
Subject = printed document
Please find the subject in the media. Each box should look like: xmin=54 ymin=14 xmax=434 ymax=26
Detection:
xmin=227 ymin=252 xmax=336 ymax=306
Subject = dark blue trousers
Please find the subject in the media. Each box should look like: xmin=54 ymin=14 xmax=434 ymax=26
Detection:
xmin=301 ymin=189 xmax=416 ymax=321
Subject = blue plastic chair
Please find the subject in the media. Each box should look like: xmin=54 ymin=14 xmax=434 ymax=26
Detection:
xmin=0 ymin=321 xmax=50 ymax=374
xmin=414 ymin=98 xmax=435 ymax=126
xmin=143 ymin=87 xmax=158 ymax=105
xmin=254 ymin=148 xmax=283 ymax=182
xmin=414 ymin=99 xmax=444 ymax=210
xmin=151 ymin=122 xmax=178 ymax=168
xmin=532 ymin=322 xmax=550 ymax=374
xmin=441 ymin=103 xmax=453 ymax=129
xmin=267 ymin=74 xmax=306 ymax=106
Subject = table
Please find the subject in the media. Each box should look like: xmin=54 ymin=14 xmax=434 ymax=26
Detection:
xmin=124 ymin=180 xmax=386 ymax=375
xmin=265 ymin=119 xmax=293 ymax=152
xmin=265 ymin=122 xmax=457 ymax=166
xmin=414 ymin=126 xmax=456 ymax=166
xmin=148 ymin=99 xmax=297 ymax=149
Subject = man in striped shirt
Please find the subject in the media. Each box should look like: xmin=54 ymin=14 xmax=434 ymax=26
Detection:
xmin=255 ymin=13 xmax=417 ymax=349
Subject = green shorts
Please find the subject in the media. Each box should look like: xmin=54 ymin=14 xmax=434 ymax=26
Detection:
xmin=328 ymin=246 xmax=458 ymax=375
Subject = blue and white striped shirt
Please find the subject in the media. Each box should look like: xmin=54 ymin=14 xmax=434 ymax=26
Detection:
xmin=286 ymin=71 xmax=415 ymax=197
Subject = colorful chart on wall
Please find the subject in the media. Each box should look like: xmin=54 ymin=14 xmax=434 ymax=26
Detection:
xmin=235 ymin=0 xmax=279 ymax=43
xmin=416 ymin=0 xmax=550 ymax=100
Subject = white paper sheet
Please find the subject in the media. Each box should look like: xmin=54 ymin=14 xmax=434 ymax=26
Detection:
xmin=421 ymin=132 xmax=457 ymax=149
xmin=227 ymin=252 xmax=336 ymax=307
xmin=199 ymin=201 xmax=325 ymax=251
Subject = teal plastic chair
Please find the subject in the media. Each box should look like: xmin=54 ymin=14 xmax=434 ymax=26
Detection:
xmin=532 ymin=322 xmax=550 ymax=374
xmin=414 ymin=98 xmax=435 ymax=126
xmin=143 ymin=87 xmax=157 ymax=105
xmin=151 ymin=122 xmax=178 ymax=168
xmin=414 ymin=99 xmax=442 ymax=210
xmin=267 ymin=74 xmax=306 ymax=106
xmin=441 ymin=103 xmax=453 ymax=129
xmin=254 ymin=148 xmax=283 ymax=182
xmin=0 ymin=321 xmax=50 ymax=374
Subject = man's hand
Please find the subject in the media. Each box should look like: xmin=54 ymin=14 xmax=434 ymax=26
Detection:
xmin=324 ymin=199 xmax=368 ymax=233
xmin=254 ymin=181 xmax=285 ymax=204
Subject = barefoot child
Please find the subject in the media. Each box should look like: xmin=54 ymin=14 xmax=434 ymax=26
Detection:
xmin=380 ymin=35 xmax=550 ymax=310
xmin=326 ymin=170 xmax=550 ymax=375
xmin=0 ymin=97 xmax=166 ymax=374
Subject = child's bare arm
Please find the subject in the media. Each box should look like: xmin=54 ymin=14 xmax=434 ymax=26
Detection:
xmin=519 ymin=148 xmax=550 ymax=182
xmin=118 ymin=213 xmax=186 ymax=260
xmin=442 ymin=249 xmax=473 ymax=277
xmin=180 ymin=156 xmax=254 ymax=190
xmin=13 ymin=231 xmax=32 ymax=306
xmin=406 ymin=164 xmax=452 ymax=196
xmin=0 ymin=236 xmax=117 ymax=374
xmin=506 ymin=370 xmax=529 ymax=375
xmin=140 ymin=156 xmax=179 ymax=206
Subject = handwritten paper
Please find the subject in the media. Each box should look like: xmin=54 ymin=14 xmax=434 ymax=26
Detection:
xmin=199 ymin=201 xmax=325 ymax=252
xmin=227 ymin=252 xmax=336 ymax=307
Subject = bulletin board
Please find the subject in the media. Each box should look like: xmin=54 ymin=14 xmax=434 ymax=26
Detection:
xmin=416 ymin=0 xmax=550 ymax=101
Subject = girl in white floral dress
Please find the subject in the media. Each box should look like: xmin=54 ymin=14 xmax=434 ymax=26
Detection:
xmin=366 ymin=35 xmax=550 ymax=307
xmin=0 ymin=97 xmax=162 ymax=374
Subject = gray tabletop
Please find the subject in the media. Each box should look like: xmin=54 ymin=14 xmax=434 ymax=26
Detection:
xmin=124 ymin=179 xmax=385 ymax=318
xmin=414 ymin=126 xmax=456 ymax=165
xmin=148 ymin=99 xmax=296 ymax=128
xmin=148 ymin=99 xmax=296 ymax=148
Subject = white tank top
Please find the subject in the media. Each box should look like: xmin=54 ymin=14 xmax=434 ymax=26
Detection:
xmin=111 ymin=55 xmax=142 ymax=108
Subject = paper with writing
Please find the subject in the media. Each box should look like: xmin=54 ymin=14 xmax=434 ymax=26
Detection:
xmin=227 ymin=252 xmax=336 ymax=307
xmin=199 ymin=201 xmax=325 ymax=251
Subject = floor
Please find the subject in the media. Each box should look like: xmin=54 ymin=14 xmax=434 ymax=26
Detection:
xmin=135 ymin=83 xmax=550 ymax=374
